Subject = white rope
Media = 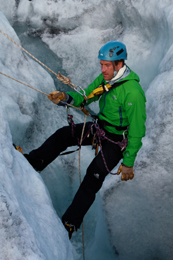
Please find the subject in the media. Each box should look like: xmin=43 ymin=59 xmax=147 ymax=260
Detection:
xmin=0 ymin=71 xmax=84 ymax=113
xmin=0 ymin=29 xmax=78 ymax=91
xmin=0 ymin=71 xmax=49 ymax=96
xmin=79 ymin=115 xmax=87 ymax=260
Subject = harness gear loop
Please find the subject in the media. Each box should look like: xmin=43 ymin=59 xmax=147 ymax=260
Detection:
xmin=123 ymin=127 xmax=129 ymax=140
xmin=80 ymin=107 xmax=91 ymax=116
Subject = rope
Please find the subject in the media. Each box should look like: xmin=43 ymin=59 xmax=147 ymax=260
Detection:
xmin=93 ymin=123 xmax=128 ymax=175
xmin=0 ymin=29 xmax=92 ymax=116
xmin=68 ymin=115 xmax=128 ymax=175
xmin=79 ymin=115 xmax=87 ymax=182
xmin=0 ymin=71 xmax=49 ymax=96
xmin=0 ymin=29 xmax=78 ymax=91
xmin=78 ymin=115 xmax=87 ymax=260
xmin=0 ymin=71 xmax=84 ymax=113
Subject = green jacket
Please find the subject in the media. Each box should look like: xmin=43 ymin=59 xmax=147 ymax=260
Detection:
xmin=67 ymin=68 xmax=146 ymax=166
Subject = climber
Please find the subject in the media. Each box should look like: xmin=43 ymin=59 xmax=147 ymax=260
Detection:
xmin=23 ymin=41 xmax=146 ymax=239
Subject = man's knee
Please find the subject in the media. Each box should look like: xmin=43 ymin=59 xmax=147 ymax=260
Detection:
xmin=24 ymin=153 xmax=45 ymax=171
xmin=82 ymin=163 xmax=107 ymax=194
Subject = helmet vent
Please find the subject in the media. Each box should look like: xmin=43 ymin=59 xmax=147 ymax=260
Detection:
xmin=109 ymin=49 xmax=114 ymax=57
xmin=116 ymin=48 xmax=124 ymax=56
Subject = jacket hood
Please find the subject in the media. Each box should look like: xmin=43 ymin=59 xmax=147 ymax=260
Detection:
xmin=124 ymin=66 xmax=140 ymax=82
xmin=108 ymin=65 xmax=140 ymax=85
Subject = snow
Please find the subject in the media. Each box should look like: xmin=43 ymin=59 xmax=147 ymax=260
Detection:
xmin=0 ymin=11 xmax=74 ymax=260
xmin=0 ymin=0 xmax=173 ymax=259
xmin=0 ymin=0 xmax=16 ymax=24
xmin=0 ymin=102 xmax=75 ymax=260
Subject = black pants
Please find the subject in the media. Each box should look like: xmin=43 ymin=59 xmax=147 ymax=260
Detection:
xmin=25 ymin=122 xmax=123 ymax=229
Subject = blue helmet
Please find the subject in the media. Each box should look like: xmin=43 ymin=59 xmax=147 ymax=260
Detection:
xmin=98 ymin=41 xmax=127 ymax=61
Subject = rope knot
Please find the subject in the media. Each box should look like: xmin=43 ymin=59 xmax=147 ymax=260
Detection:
xmin=117 ymin=138 xmax=128 ymax=151
xmin=94 ymin=123 xmax=106 ymax=139
xmin=57 ymin=72 xmax=72 ymax=85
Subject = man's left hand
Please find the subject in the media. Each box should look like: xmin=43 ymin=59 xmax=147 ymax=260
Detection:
xmin=117 ymin=164 xmax=134 ymax=181
xmin=48 ymin=91 xmax=67 ymax=104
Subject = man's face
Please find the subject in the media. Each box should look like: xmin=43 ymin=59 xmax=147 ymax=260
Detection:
xmin=100 ymin=60 xmax=122 ymax=81
xmin=100 ymin=60 xmax=115 ymax=81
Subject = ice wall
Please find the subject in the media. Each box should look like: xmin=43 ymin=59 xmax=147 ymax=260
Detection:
xmin=13 ymin=0 xmax=171 ymax=90
xmin=0 ymin=105 xmax=74 ymax=260
xmin=0 ymin=11 xmax=75 ymax=260
xmin=0 ymin=0 xmax=173 ymax=259
xmin=0 ymin=0 xmax=16 ymax=24
xmin=99 ymin=2 xmax=173 ymax=260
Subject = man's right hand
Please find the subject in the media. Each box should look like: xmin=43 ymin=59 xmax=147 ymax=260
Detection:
xmin=48 ymin=91 xmax=67 ymax=104
xmin=117 ymin=164 xmax=134 ymax=181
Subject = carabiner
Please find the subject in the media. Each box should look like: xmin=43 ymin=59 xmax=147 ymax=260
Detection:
xmin=123 ymin=129 xmax=128 ymax=140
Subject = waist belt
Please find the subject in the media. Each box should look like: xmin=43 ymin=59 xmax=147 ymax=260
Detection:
xmin=98 ymin=119 xmax=129 ymax=131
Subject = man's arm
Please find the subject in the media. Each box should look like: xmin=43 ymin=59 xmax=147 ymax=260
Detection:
xmin=66 ymin=73 xmax=105 ymax=107
xmin=122 ymin=89 xmax=146 ymax=167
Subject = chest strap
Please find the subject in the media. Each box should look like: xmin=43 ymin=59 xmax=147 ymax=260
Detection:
xmin=80 ymin=80 xmax=128 ymax=108
xmin=87 ymin=80 xmax=128 ymax=99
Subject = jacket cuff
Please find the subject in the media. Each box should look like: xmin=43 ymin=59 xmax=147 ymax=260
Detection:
xmin=65 ymin=94 xmax=74 ymax=105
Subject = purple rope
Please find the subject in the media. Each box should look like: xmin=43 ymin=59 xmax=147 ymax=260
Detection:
xmin=68 ymin=114 xmax=92 ymax=146
xmin=93 ymin=123 xmax=128 ymax=175
xmin=68 ymin=114 xmax=128 ymax=175
xmin=68 ymin=114 xmax=76 ymax=137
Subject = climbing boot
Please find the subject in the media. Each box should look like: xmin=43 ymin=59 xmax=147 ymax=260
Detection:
xmin=13 ymin=144 xmax=23 ymax=154
xmin=13 ymin=144 xmax=41 ymax=172
xmin=62 ymin=221 xmax=76 ymax=239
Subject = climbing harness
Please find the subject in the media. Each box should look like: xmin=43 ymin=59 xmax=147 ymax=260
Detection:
xmin=92 ymin=123 xmax=128 ymax=175
xmin=86 ymin=80 xmax=128 ymax=99
xmin=80 ymin=80 xmax=128 ymax=110
xmin=67 ymin=111 xmax=128 ymax=175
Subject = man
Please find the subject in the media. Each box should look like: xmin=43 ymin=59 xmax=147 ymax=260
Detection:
xmin=24 ymin=41 xmax=146 ymax=239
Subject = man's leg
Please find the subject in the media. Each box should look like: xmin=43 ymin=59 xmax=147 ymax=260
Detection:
xmin=24 ymin=122 xmax=93 ymax=171
xmin=62 ymin=138 xmax=123 ymax=233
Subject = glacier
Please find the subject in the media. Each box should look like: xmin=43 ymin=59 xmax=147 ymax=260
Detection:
xmin=0 ymin=0 xmax=173 ymax=259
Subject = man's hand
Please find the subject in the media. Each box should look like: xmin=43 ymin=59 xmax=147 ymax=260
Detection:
xmin=48 ymin=91 xmax=67 ymax=104
xmin=117 ymin=164 xmax=134 ymax=181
